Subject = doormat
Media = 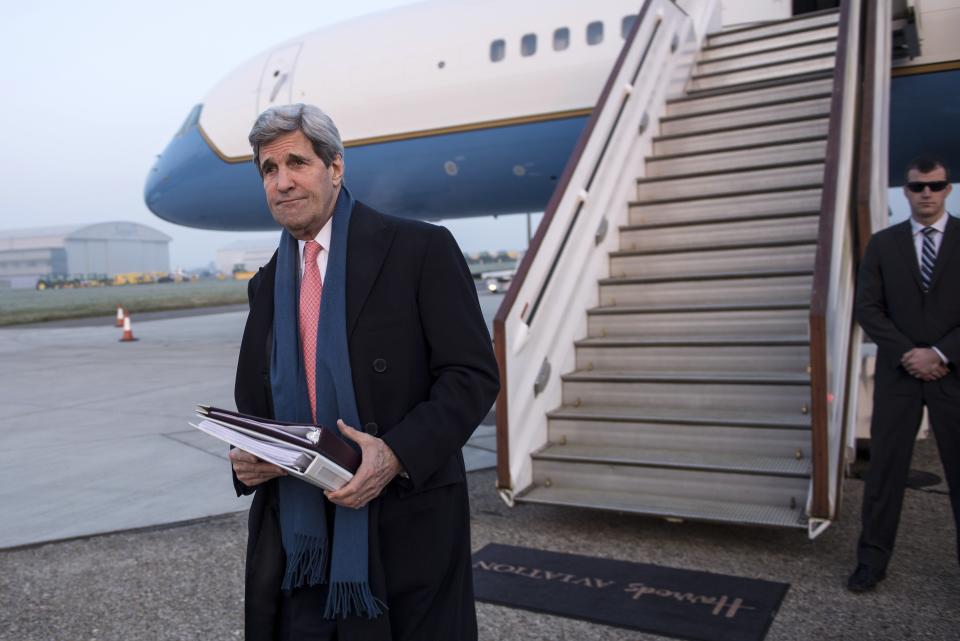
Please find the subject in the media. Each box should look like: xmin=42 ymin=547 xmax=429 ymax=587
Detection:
xmin=472 ymin=544 xmax=789 ymax=641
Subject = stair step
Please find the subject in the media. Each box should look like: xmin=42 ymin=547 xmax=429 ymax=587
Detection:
xmin=660 ymin=96 xmax=830 ymax=137
xmin=562 ymin=370 xmax=809 ymax=384
xmin=629 ymin=188 xmax=821 ymax=227
xmin=547 ymin=405 xmax=810 ymax=430
xmin=599 ymin=267 xmax=812 ymax=285
xmin=675 ymin=70 xmax=834 ymax=103
xmin=561 ymin=376 xmax=810 ymax=418
xmin=599 ymin=272 xmax=812 ymax=307
xmin=620 ymin=214 xmax=819 ymax=253
xmin=666 ymin=77 xmax=832 ymax=118
xmin=653 ymin=117 xmax=829 ymax=156
xmin=547 ymin=417 xmax=810 ymax=457
xmin=609 ymin=243 xmax=816 ymax=280
xmin=707 ymin=10 xmax=839 ymax=48
xmin=689 ymin=54 xmax=835 ymax=93
xmin=574 ymin=338 xmax=810 ymax=375
xmin=636 ymin=163 xmax=823 ymax=201
xmin=515 ymin=485 xmax=808 ymax=529
xmin=695 ymin=37 xmax=837 ymax=77
xmin=699 ymin=25 xmax=839 ymax=62
xmin=575 ymin=335 xmax=809 ymax=347
xmin=533 ymin=443 xmax=811 ymax=477
xmin=648 ymin=139 xmax=827 ymax=177
xmin=587 ymin=304 xmax=810 ymax=339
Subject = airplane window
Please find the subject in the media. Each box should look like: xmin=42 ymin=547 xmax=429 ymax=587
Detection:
xmin=521 ymin=33 xmax=537 ymax=56
xmin=587 ymin=21 xmax=604 ymax=45
xmin=622 ymin=15 xmax=637 ymax=38
xmin=490 ymin=39 xmax=506 ymax=62
xmin=553 ymin=27 xmax=570 ymax=51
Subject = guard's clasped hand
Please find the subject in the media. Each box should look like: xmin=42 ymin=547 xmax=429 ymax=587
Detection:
xmin=901 ymin=347 xmax=949 ymax=381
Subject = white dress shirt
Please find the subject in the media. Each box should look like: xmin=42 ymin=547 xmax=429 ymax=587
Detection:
xmin=910 ymin=213 xmax=950 ymax=363
xmin=297 ymin=216 xmax=333 ymax=282
xmin=910 ymin=213 xmax=948 ymax=270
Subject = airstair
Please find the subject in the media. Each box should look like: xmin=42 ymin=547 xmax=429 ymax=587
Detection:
xmin=494 ymin=0 xmax=892 ymax=536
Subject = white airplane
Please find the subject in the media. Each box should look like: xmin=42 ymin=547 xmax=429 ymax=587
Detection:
xmin=144 ymin=0 xmax=960 ymax=231
xmin=145 ymin=0 xmax=675 ymax=229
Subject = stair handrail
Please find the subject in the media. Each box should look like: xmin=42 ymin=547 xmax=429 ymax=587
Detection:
xmin=855 ymin=1 xmax=891 ymax=256
xmin=493 ymin=0 xmax=719 ymax=500
xmin=495 ymin=1 xmax=653 ymax=334
xmin=808 ymin=0 xmax=890 ymax=533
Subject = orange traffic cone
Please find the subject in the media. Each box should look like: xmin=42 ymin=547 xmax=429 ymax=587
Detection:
xmin=115 ymin=305 xmax=125 ymax=327
xmin=119 ymin=315 xmax=138 ymax=342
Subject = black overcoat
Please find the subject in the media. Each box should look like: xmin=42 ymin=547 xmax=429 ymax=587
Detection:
xmin=232 ymin=201 xmax=500 ymax=640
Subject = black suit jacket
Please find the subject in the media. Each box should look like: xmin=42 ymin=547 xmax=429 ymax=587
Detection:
xmin=233 ymin=202 xmax=500 ymax=640
xmin=855 ymin=215 xmax=960 ymax=398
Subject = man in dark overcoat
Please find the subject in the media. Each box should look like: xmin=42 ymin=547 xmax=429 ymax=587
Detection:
xmin=228 ymin=103 xmax=499 ymax=639
xmin=848 ymin=156 xmax=960 ymax=592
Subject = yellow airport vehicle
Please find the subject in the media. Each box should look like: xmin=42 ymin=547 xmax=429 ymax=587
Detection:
xmin=35 ymin=274 xmax=112 ymax=290
xmin=112 ymin=272 xmax=156 ymax=286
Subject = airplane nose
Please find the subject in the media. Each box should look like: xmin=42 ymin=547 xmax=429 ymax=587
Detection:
xmin=144 ymin=104 xmax=274 ymax=230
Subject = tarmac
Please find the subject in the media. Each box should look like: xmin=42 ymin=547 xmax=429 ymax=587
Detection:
xmin=0 ymin=294 xmax=501 ymax=549
xmin=2 ymin=296 xmax=958 ymax=640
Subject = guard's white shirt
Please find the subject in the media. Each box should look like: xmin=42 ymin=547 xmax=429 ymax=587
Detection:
xmin=910 ymin=212 xmax=948 ymax=270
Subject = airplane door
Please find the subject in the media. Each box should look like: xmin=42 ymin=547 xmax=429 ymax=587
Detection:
xmin=258 ymin=43 xmax=302 ymax=112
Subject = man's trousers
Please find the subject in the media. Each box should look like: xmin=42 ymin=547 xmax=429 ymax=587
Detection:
xmin=857 ymin=385 xmax=960 ymax=571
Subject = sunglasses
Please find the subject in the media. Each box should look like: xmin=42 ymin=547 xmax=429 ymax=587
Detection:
xmin=906 ymin=181 xmax=949 ymax=193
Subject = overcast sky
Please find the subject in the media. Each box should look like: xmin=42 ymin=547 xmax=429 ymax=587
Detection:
xmin=0 ymin=0 xmax=540 ymax=269
xmin=1 ymin=1 xmax=956 ymax=270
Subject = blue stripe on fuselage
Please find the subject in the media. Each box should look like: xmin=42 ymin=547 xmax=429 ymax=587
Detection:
xmin=144 ymin=116 xmax=588 ymax=230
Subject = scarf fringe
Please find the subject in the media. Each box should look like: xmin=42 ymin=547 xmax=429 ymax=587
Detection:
xmin=324 ymin=580 xmax=386 ymax=620
xmin=281 ymin=533 xmax=328 ymax=591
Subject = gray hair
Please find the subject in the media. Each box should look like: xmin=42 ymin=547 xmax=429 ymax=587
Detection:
xmin=248 ymin=104 xmax=344 ymax=174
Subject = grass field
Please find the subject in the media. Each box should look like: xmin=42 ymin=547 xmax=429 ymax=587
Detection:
xmin=0 ymin=280 xmax=249 ymax=326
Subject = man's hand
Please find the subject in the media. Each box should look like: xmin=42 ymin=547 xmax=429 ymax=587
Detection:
xmin=901 ymin=348 xmax=949 ymax=381
xmin=230 ymin=449 xmax=286 ymax=487
xmin=325 ymin=419 xmax=402 ymax=509
xmin=913 ymin=363 xmax=950 ymax=381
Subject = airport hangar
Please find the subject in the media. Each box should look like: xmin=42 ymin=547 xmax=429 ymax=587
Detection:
xmin=0 ymin=222 xmax=171 ymax=289
xmin=215 ymin=237 xmax=276 ymax=275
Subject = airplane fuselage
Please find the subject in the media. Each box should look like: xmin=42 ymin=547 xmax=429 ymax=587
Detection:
xmin=145 ymin=0 xmax=643 ymax=230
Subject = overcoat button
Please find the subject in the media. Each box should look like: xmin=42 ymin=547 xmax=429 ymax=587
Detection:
xmin=364 ymin=422 xmax=379 ymax=436
xmin=373 ymin=358 xmax=387 ymax=373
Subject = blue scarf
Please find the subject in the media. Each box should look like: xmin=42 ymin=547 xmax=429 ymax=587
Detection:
xmin=270 ymin=185 xmax=382 ymax=619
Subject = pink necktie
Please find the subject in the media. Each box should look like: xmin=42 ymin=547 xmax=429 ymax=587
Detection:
xmin=299 ymin=240 xmax=323 ymax=423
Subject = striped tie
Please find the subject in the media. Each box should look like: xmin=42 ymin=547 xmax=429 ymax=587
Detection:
xmin=920 ymin=226 xmax=937 ymax=292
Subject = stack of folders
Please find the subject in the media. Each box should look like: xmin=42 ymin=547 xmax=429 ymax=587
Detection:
xmin=191 ymin=405 xmax=360 ymax=491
